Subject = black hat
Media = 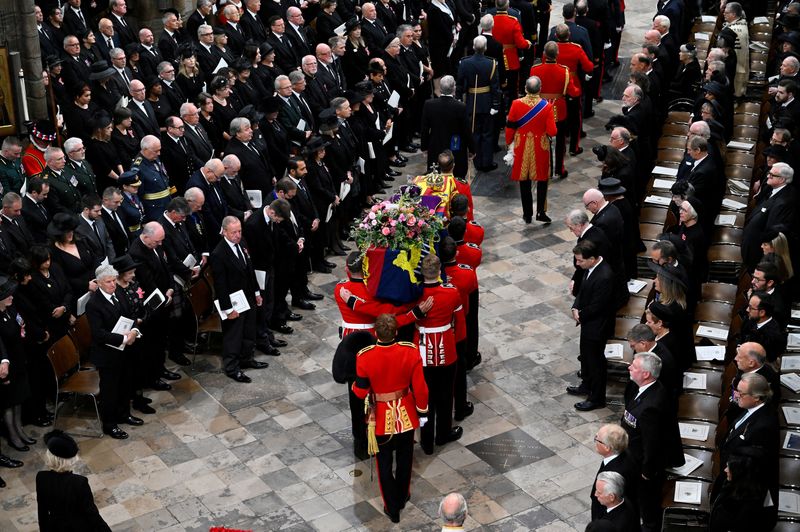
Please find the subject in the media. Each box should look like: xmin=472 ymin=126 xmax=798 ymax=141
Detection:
xmin=45 ymin=55 xmax=64 ymax=69
xmin=598 ymin=177 xmax=626 ymax=196
xmin=778 ymin=12 xmax=800 ymax=29
xmin=110 ymin=254 xmax=140 ymax=274
xmin=304 ymin=136 xmax=330 ymax=154
xmin=89 ymin=60 xmax=116 ymax=81
xmin=118 ymin=167 xmax=142 ymax=187
xmin=685 ymin=196 xmax=703 ymax=219
xmin=238 ymin=104 xmax=264 ymax=123
xmin=778 ymin=31 xmax=800 ymax=50
xmin=44 ymin=430 xmax=79 ymax=459
xmin=259 ymin=42 xmax=274 ymax=56
xmin=124 ymin=42 xmax=140 ymax=57
xmin=760 ymin=229 xmax=780 ymax=244
xmin=647 ymin=301 xmax=674 ymax=326
xmin=46 ymin=213 xmax=80 ymax=239
xmin=31 ymin=119 xmax=57 ymax=142
xmin=90 ymin=110 xmax=113 ymax=130
xmin=232 ymin=58 xmax=252 ymax=72
xmin=343 ymin=89 xmax=364 ymax=105
xmin=680 ymin=43 xmax=696 ymax=53
xmin=210 ymin=75 xmax=229 ymax=92
xmin=702 ymin=81 xmax=725 ymax=97
xmin=382 ymin=35 xmax=399 ymax=49
xmin=764 ymin=144 xmax=789 ymax=161
xmin=647 ymin=261 xmax=687 ymax=290
xmin=263 ymin=96 xmax=281 ymax=114
xmin=318 ymin=107 xmax=339 ymax=132
xmin=177 ymin=43 xmax=195 ymax=60
xmin=367 ymin=62 xmax=384 ymax=75
xmin=354 ymin=80 xmax=373 ymax=95
xmin=345 ymin=17 xmax=361 ymax=33
xmin=212 ymin=26 xmax=226 ymax=36
xmin=717 ymin=27 xmax=737 ymax=47
xmin=0 ymin=275 xmax=17 ymax=300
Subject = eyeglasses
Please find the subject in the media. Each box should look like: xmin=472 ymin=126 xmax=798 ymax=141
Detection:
xmin=767 ymin=172 xmax=782 ymax=178
xmin=594 ymin=437 xmax=607 ymax=446
xmin=200 ymin=32 xmax=213 ymax=37
xmin=170 ymin=125 xmax=185 ymax=130
xmin=70 ymin=147 xmax=85 ymax=152
xmin=733 ymin=389 xmax=752 ymax=396
xmin=584 ymin=200 xmax=596 ymax=208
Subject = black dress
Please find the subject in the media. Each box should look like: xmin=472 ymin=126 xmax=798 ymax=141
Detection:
xmin=199 ymin=113 xmax=225 ymax=155
xmin=177 ymin=72 xmax=205 ymax=103
xmin=0 ymin=305 xmax=31 ymax=408
xmin=147 ymin=96 xmax=171 ymax=126
xmin=36 ymin=470 xmax=111 ymax=532
xmin=50 ymin=240 xmax=100 ymax=314
xmin=211 ymin=99 xmax=239 ymax=134
xmin=343 ymin=40 xmax=370 ymax=87
xmin=252 ymin=64 xmax=283 ymax=99
xmin=63 ymin=102 xmax=98 ymax=144
xmin=111 ymin=128 xmax=140 ymax=170
xmin=86 ymin=138 xmax=123 ymax=192
xmin=27 ymin=264 xmax=73 ymax=342
xmin=316 ymin=11 xmax=344 ymax=43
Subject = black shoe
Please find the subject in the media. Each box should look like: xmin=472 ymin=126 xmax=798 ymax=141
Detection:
xmin=121 ymin=415 xmax=144 ymax=426
xmin=396 ymin=153 xmax=408 ymax=162
xmin=0 ymin=476 xmax=5 ymax=488
xmin=133 ymin=402 xmax=156 ymax=414
xmin=556 ymin=170 xmax=569 ymax=180
xmin=286 ymin=312 xmax=303 ymax=321
xmin=354 ymin=445 xmax=370 ymax=461
xmin=329 ymin=248 xmax=347 ymax=257
xmin=304 ymin=292 xmax=323 ymax=301
xmin=21 ymin=436 xmax=36 ymax=445
xmin=584 ymin=110 xmax=595 ymax=118
xmin=7 ymin=441 xmax=29 ymax=452
xmin=478 ymin=162 xmax=498 ymax=172
xmin=383 ymin=506 xmax=400 ymax=523
xmin=523 ymin=215 xmax=532 ymax=224
xmin=536 ymin=212 xmax=552 ymax=224
xmin=0 ymin=454 xmax=22 ymax=468
xmin=576 ymin=370 xmax=582 ymax=378
xmin=322 ymin=260 xmax=336 ymax=268
xmin=292 ymin=300 xmax=316 ymax=310
xmin=436 ymin=426 xmax=463 ymax=445
xmin=494 ymin=145 xmax=503 ymax=153
xmin=399 ymin=145 xmax=417 ymax=153
xmin=151 ymin=379 xmax=172 ymax=391
xmin=454 ymin=402 xmax=474 ymax=421
xmin=580 ymin=131 xmax=587 ymax=138
xmin=169 ymin=353 xmax=191 ymax=366
xmin=570 ymin=147 xmax=584 ymax=156
xmin=387 ymin=169 xmax=402 ymax=177
xmin=161 ymin=370 xmax=181 ymax=381
xmin=104 ymin=426 xmax=129 ymax=439
xmin=467 ymin=352 xmax=482 ymax=371
xmin=338 ymin=242 xmax=352 ymax=251
xmin=575 ymin=400 xmax=605 ymax=411
xmin=227 ymin=371 xmax=252 ymax=383
xmin=241 ymin=360 xmax=269 ymax=369
xmin=421 ymin=442 xmax=434 ymax=455
xmin=271 ymin=324 xmax=294 ymax=334
xmin=566 ymin=385 xmax=589 ymax=396
xmin=312 ymin=265 xmax=333 ymax=274
xmin=595 ymin=97 xmax=604 ymax=103
xmin=270 ymin=338 xmax=288 ymax=348
xmin=389 ymin=159 xmax=406 ymax=168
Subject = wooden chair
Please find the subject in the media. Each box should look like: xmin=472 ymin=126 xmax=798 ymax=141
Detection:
xmin=657 ymin=149 xmax=687 ymax=163
xmin=700 ymin=282 xmax=737 ymax=304
xmin=732 ymin=125 xmax=760 ymax=141
xmin=659 ymin=137 xmax=688 ymax=151
xmin=725 ymin=166 xmax=754 ymax=183
xmin=725 ymin=152 xmax=755 ymax=168
xmin=710 ymin=227 xmax=743 ymax=246
xmin=780 ymin=457 xmax=800 ymax=489
xmin=612 ymin=317 xmax=644 ymax=340
xmin=707 ymin=245 xmax=743 ymax=283
xmin=640 ymin=222 xmax=665 ymax=242
xmin=694 ymin=301 xmax=734 ymax=326
xmin=773 ymin=519 xmax=800 ymax=532
xmin=662 ymin=123 xmax=689 ymax=137
xmin=781 ymin=431 xmax=800 ymax=458
xmin=68 ymin=315 xmax=93 ymax=367
xmin=680 ymin=420 xmax=718 ymax=451
xmin=47 ymin=335 xmax=102 ymax=437
xmin=711 ymin=211 xmax=746 ymax=228
xmin=734 ymin=102 xmax=762 ymax=115
xmin=187 ymin=274 xmax=222 ymax=361
xmin=616 ymin=297 xmax=647 ymax=320
xmin=666 ymin=448 xmax=715 ymax=482
xmin=678 ymin=393 xmax=720 ymax=424
xmin=640 ymin=206 xmax=669 ymax=225
xmin=661 ymin=479 xmax=713 ymax=513
xmin=732 ymin=114 xmax=760 ymax=128
xmin=667 ymin=111 xmax=692 ymax=125
xmin=630 ymin=278 xmax=655 ymax=299
xmin=683 ymin=368 xmax=724 ymax=397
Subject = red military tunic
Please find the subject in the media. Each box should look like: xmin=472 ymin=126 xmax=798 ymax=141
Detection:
xmin=464 ymin=220 xmax=484 ymax=245
xmin=352 ymin=341 xmax=429 ymax=436
xmin=456 ymin=240 xmax=482 ymax=270
xmin=444 ymin=262 xmax=478 ymax=344
xmin=414 ymin=283 xmax=464 ymax=367
xmin=530 ymin=60 xmax=581 ymax=123
xmin=336 ymin=279 xmax=421 ymax=338
xmin=452 ymin=176 xmax=474 ymax=222
xmin=505 ymin=94 xmax=558 ymax=182
xmin=493 ymin=12 xmax=530 ymax=71
xmin=21 ymin=144 xmax=46 ymax=177
xmin=554 ymin=42 xmax=593 ymax=97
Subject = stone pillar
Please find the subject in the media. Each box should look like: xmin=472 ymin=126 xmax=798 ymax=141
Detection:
xmin=0 ymin=0 xmax=46 ymax=120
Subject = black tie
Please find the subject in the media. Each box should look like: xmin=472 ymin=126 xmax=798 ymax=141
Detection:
xmin=112 ymin=210 xmax=124 ymax=231
xmin=76 ymin=9 xmax=85 ymax=26
xmin=121 ymin=69 xmax=131 ymax=88
xmin=178 ymin=138 xmax=187 ymax=153
xmin=107 ymin=37 xmax=114 ymax=49
xmin=236 ymin=244 xmax=246 ymax=265
xmin=92 ymin=222 xmax=100 ymax=241
xmin=111 ymin=294 xmax=119 ymax=305
xmin=37 ymin=202 xmax=47 ymax=218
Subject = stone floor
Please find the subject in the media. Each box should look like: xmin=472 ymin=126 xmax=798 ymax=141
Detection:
xmin=0 ymin=3 xmax=663 ymax=531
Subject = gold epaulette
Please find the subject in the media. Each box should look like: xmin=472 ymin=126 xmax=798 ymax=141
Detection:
xmin=398 ymin=341 xmax=417 ymax=348
xmin=357 ymin=345 xmax=375 ymax=356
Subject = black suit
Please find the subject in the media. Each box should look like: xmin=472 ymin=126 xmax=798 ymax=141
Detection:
xmin=195 ymin=43 xmax=221 ymax=83
xmin=573 ymin=259 xmax=615 ymax=404
xmin=739 ymin=317 xmax=787 ymax=363
xmin=361 ymin=18 xmax=389 ymax=57
xmin=75 ymin=215 xmax=116 ymax=261
xmin=241 ymin=10 xmax=269 ymax=43
xmin=187 ymin=10 xmax=208 ymax=43
xmin=590 ymin=450 xmax=640 ymax=520
xmin=36 ymin=471 xmax=111 ymax=532
xmin=96 ymin=33 xmax=121 ymax=63
xmin=687 ymin=155 xmax=723 ymax=223
xmin=185 ymin=171 xmax=228 ymax=246
xmin=220 ymin=174 xmax=253 ymax=221
xmin=37 ymin=24 xmax=60 ymax=60
xmin=591 ymin=203 xmax=629 ymax=308
xmin=63 ymin=6 xmax=89 ymax=38
xmin=210 ymin=237 xmax=260 ymax=375
xmin=220 ymin=22 xmax=247 ymax=57
xmin=0 ymin=215 xmax=34 ymax=254
xmin=159 ymin=79 xmax=186 ymax=117
xmin=597 ymin=500 xmax=639 ymax=532
xmin=224 ymin=138 xmax=274 ymax=195
xmin=101 ymin=207 xmax=129 ymax=257
xmin=621 ymin=380 xmax=684 ymax=532
xmin=158 ymin=30 xmax=185 ymax=65
xmin=137 ymin=45 xmax=163 ymax=80
xmin=86 ymin=288 xmax=134 ymax=429
xmin=725 ymin=363 xmax=781 ymax=424
xmin=127 ymin=100 xmax=161 ymax=139
xmin=61 ymin=55 xmax=92 ymax=93
xmin=159 ymin=214 xmax=198 ymax=282
xmin=161 ymin=135 xmax=203 ymax=195
xmin=742 ymin=185 xmax=795 ymax=271
xmin=21 ymin=196 xmax=50 ymax=244
xmin=265 ymin=33 xmax=299 ymax=75
xmin=183 ymin=123 xmax=215 ymax=162
xmin=111 ymin=14 xmax=138 ymax=48
xmin=571 ymin=225 xmax=611 ymax=296
xmin=420 ymin=95 xmax=474 ymax=177
xmin=285 ymin=22 xmax=313 ymax=60
xmin=263 ymin=119 xmax=291 ymax=179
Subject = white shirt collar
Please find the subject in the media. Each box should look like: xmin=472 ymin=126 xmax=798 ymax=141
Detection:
xmin=602 ymin=453 xmax=620 ymax=466
xmin=586 ymin=256 xmax=603 ymax=278
xmin=756 ymin=317 xmax=773 ymax=329
xmin=162 ymin=212 xmax=177 ymax=227
xmin=80 ymin=213 xmax=94 ymax=226
xmin=635 ymin=380 xmax=657 ymax=399
xmin=579 ymin=223 xmax=593 ymax=238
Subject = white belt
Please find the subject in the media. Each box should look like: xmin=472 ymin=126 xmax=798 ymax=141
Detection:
xmin=342 ymin=321 xmax=375 ymax=330
xmin=417 ymin=324 xmax=451 ymax=334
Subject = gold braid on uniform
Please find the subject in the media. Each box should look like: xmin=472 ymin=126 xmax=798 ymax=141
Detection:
xmin=366 ymin=395 xmax=380 ymax=455
xmin=516 ymin=95 xmax=540 ymax=180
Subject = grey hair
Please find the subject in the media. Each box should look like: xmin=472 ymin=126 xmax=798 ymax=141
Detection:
xmin=613 ymin=127 xmax=631 ymax=143
xmin=689 ymin=120 xmax=711 ymax=139
xmin=1 ymin=137 xmax=21 ymax=151
xmin=63 ymin=137 xmax=83 ymax=155
xmin=785 ymin=56 xmax=800 ymax=72
xmin=740 ymin=372 xmax=772 ymax=402
xmin=739 ymin=343 xmax=766 ymax=365
xmin=525 ymin=76 xmax=541 ymax=95
xmin=162 ymin=11 xmax=177 ymax=25
xmin=473 ymin=35 xmax=487 ymax=54
xmin=440 ymin=75 xmax=456 ymax=96
xmin=396 ymin=24 xmax=413 ymax=37
xmin=480 ymin=14 xmax=494 ymax=31
xmin=654 ymin=15 xmax=670 ymax=29
xmin=102 ymin=186 xmax=121 ymax=200
xmin=596 ymin=471 xmax=625 ymax=499
xmin=567 ymin=209 xmax=589 ymax=225
xmin=141 ymin=221 xmax=162 ymax=237
xmin=44 ymin=147 xmax=64 ymax=163
xmin=222 ymin=154 xmax=241 ymax=170
xmin=438 ymin=492 xmax=468 ymax=525
xmin=184 ymin=187 xmax=205 ymax=203
xmin=140 ymin=135 xmax=160 ymax=151
xmin=2 ymin=192 xmax=20 ymax=207
xmin=772 ymin=162 xmax=794 ymax=183
xmin=45 ymin=449 xmax=78 ymax=473
xmin=288 ymin=70 xmax=305 ymax=84
xmin=599 ymin=424 xmax=629 ymax=453
xmin=197 ymin=0 xmax=213 ymax=7
xmin=680 ymin=44 xmax=697 ymax=58
xmin=688 ymin=135 xmax=707 ymax=152
xmin=109 ymin=47 xmax=125 ymax=59
xmin=628 ymin=323 xmax=656 ymax=342
xmin=229 ymin=117 xmax=251 ymax=137
xmin=628 ymin=84 xmax=643 ymax=101
xmin=634 ymin=352 xmax=662 ymax=378
xmin=197 ymin=23 xmax=212 ymax=39
xmin=221 ymin=215 xmax=240 ymax=230
xmin=179 ymin=102 xmax=196 ymax=117
xmin=496 ymin=0 xmax=509 ymax=10
xmin=95 ymin=264 xmax=119 ymax=280
xmin=157 ymin=61 xmax=173 ymax=75
xmin=274 ymin=75 xmax=290 ymax=90
xmin=681 ymin=200 xmax=698 ymax=220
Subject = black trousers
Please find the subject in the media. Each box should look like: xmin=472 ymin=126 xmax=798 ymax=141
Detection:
xmin=519 ymin=180 xmax=548 ymax=219
xmin=472 ymin=113 xmax=495 ymax=168
xmin=639 ymin=473 xmax=664 ymax=532
xmin=420 ymin=363 xmax=456 ymax=448
xmin=566 ymin=95 xmax=583 ymax=152
xmin=375 ymin=430 xmax=415 ymax=515
xmin=98 ymin=364 xmax=129 ymax=428
xmin=555 ymin=120 xmax=567 ymax=176
xmin=256 ymin=268 xmax=275 ymax=341
xmin=454 ymin=341 xmax=469 ymax=416
xmin=579 ymin=336 xmax=607 ymax=404
xmin=221 ymin=306 xmax=256 ymax=375
xmin=143 ymin=309 xmax=169 ymax=384
xmin=505 ymin=69 xmax=520 ymax=101
xmin=466 ymin=290 xmax=479 ymax=365
xmin=272 ymin=268 xmax=292 ymax=325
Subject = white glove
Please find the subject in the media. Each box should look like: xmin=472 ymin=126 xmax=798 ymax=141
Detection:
xmin=419 ymin=416 xmax=428 ymax=427
xmin=118 ymin=95 xmax=130 ymax=108
xmin=604 ymin=42 xmax=612 ymax=50
xmin=585 ymin=74 xmax=593 ymax=81
xmin=503 ymin=142 xmax=514 ymax=167
xmin=489 ymin=108 xmax=498 ymax=116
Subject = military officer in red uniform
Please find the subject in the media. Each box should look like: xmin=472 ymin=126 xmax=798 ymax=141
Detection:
xmin=448 ymin=216 xmax=483 ymax=269
xmin=441 ymin=237 xmax=479 ymax=422
xmin=450 ymin=194 xmax=483 ymax=245
xmin=531 ymin=41 xmax=581 ymax=179
xmin=553 ymin=24 xmax=594 ymax=156
xmin=505 ymin=76 xmax=558 ymax=224
xmin=336 ymin=253 xmax=432 ymax=338
xmin=352 ymin=313 xmax=429 ymax=524
xmin=415 ymin=254 xmax=465 ymax=455
xmin=493 ymin=0 xmax=532 ymax=99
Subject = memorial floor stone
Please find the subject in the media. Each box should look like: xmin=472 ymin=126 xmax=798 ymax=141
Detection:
xmin=466 ymin=428 xmax=555 ymax=474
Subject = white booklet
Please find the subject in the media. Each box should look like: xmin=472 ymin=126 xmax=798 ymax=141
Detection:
xmin=247 ymin=190 xmax=263 ymax=209
xmin=694 ymin=32 xmax=709 ymax=41
xmin=695 ymin=345 xmax=725 ymax=361
xmin=715 ymin=214 xmax=736 ymax=226
xmin=674 ymin=481 xmax=702 ymax=504
xmin=296 ymin=118 xmax=306 ymax=131
xmin=383 ymin=123 xmax=394 ymax=145
xmin=357 ymin=157 xmax=365 ymax=173
xmin=333 ymin=22 xmax=346 ymax=36
xmin=76 ymin=291 xmax=92 ymax=316
xmin=701 ymin=15 xmax=717 ymax=22
xmin=679 ymin=422 xmax=710 ymax=441
xmin=728 ymin=180 xmax=750 ymax=192
xmin=727 ymin=140 xmax=754 ymax=151
xmin=254 ymin=269 xmax=267 ymax=291
xmin=604 ymin=344 xmax=624 ymax=360
xmin=789 ymin=333 xmax=800 ymax=348
xmin=653 ymin=178 xmax=675 ymax=190
xmin=367 ymin=141 xmax=376 ymax=159
xmin=683 ymin=372 xmax=707 ymax=390
xmin=721 ymin=198 xmax=747 ymax=210
xmin=784 ymin=431 xmax=800 ymax=451
xmin=213 ymin=57 xmax=228 ymax=74
xmin=627 ymin=279 xmax=647 ymax=294
xmin=214 ymin=289 xmax=251 ymax=320
xmin=143 ymin=288 xmax=165 ymax=312
xmin=652 ymin=165 xmax=679 ymax=177
xmin=783 ymin=405 xmax=800 ymax=425
xmin=784 ymin=356 xmax=800 ymax=371
xmin=644 ymin=195 xmax=671 ymax=206
xmin=779 ymin=490 xmax=800 ymax=515
xmin=183 ymin=254 xmax=197 ymax=268
xmin=752 ymin=16 xmax=770 ymax=24
xmin=340 ymin=182 xmax=351 ymax=200
xmin=388 ymin=90 xmax=400 ymax=108
xmin=326 ymin=203 xmax=334 ymax=223
xmin=667 ymin=453 xmax=703 ymax=476
xmin=107 ymin=316 xmax=135 ymax=351
xmin=696 ymin=325 xmax=728 ymax=341
xmin=782 ymin=373 xmax=800 ymax=393
xmin=791 ymin=309 xmax=800 ymax=319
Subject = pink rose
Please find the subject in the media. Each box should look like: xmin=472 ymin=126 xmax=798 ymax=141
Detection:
xmin=381 ymin=227 xmax=390 ymax=235
xmin=371 ymin=219 xmax=377 ymax=226
xmin=371 ymin=205 xmax=380 ymax=212
xmin=398 ymin=214 xmax=406 ymax=222
xmin=390 ymin=220 xmax=397 ymax=226
xmin=368 ymin=212 xmax=376 ymax=220
xmin=418 ymin=220 xmax=424 ymax=227
xmin=407 ymin=215 xmax=416 ymax=225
